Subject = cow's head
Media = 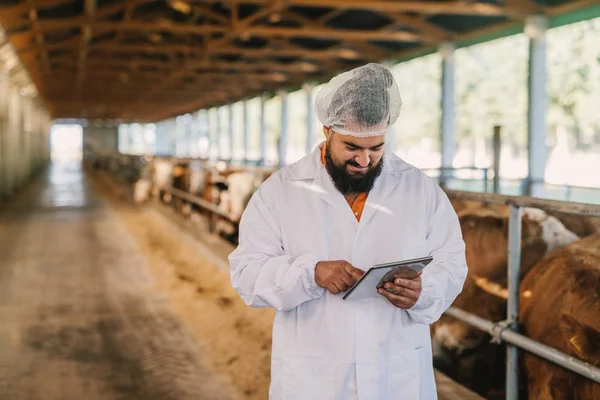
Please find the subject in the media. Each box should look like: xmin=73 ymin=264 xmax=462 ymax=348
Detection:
xmin=432 ymin=206 xmax=579 ymax=365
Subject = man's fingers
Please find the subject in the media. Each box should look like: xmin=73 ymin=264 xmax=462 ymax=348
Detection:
xmin=340 ymin=273 xmax=356 ymax=289
xmin=378 ymin=289 xmax=414 ymax=308
xmin=351 ymin=268 xmax=365 ymax=281
xmin=394 ymin=277 xmax=421 ymax=291
xmin=344 ymin=265 xmax=364 ymax=281
xmin=333 ymin=280 xmax=348 ymax=292
xmin=328 ymin=284 xmax=340 ymax=294
xmin=384 ymin=284 xmax=419 ymax=299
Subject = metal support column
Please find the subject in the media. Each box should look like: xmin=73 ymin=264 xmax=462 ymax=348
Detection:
xmin=506 ymin=204 xmax=522 ymax=400
xmin=216 ymin=107 xmax=222 ymax=160
xmin=493 ymin=126 xmax=501 ymax=193
xmin=305 ymin=83 xmax=314 ymax=155
xmin=525 ymin=15 xmax=548 ymax=197
xmin=279 ymin=91 xmax=288 ymax=168
xmin=259 ymin=94 xmax=266 ymax=166
xmin=0 ymin=72 xmax=6 ymax=204
xmin=440 ymin=42 xmax=456 ymax=188
xmin=204 ymin=110 xmax=212 ymax=159
xmin=242 ymin=100 xmax=248 ymax=163
xmin=228 ymin=104 xmax=234 ymax=161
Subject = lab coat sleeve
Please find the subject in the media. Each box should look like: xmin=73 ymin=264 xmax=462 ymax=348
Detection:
xmin=406 ymin=181 xmax=467 ymax=325
xmin=228 ymin=184 xmax=326 ymax=312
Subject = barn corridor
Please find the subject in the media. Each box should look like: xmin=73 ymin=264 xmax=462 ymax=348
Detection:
xmin=0 ymin=161 xmax=486 ymax=400
xmin=0 ymin=161 xmax=235 ymax=400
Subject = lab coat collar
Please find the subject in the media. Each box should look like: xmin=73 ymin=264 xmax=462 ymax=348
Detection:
xmin=285 ymin=142 xmax=414 ymax=219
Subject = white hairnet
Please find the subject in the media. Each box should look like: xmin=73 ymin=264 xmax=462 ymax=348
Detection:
xmin=315 ymin=63 xmax=402 ymax=137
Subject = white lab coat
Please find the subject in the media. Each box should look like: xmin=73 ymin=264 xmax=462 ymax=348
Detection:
xmin=229 ymin=143 xmax=467 ymax=400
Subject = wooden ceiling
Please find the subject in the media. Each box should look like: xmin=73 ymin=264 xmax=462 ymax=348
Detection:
xmin=0 ymin=0 xmax=592 ymax=122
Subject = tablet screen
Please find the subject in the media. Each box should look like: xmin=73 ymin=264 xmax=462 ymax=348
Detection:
xmin=342 ymin=256 xmax=433 ymax=300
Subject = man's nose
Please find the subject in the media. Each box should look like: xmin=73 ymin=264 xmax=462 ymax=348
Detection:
xmin=355 ymin=151 xmax=370 ymax=167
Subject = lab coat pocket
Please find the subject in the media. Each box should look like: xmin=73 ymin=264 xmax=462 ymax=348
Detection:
xmin=282 ymin=354 xmax=337 ymax=400
xmin=386 ymin=347 xmax=422 ymax=400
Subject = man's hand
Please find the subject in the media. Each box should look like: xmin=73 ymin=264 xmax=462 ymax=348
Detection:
xmin=378 ymin=273 xmax=422 ymax=309
xmin=315 ymin=260 xmax=365 ymax=294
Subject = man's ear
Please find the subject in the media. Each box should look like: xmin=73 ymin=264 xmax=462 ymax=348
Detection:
xmin=323 ymin=126 xmax=332 ymax=141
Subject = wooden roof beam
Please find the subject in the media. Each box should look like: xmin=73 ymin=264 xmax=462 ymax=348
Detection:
xmin=123 ymin=55 xmax=216 ymax=114
xmin=280 ymin=9 xmax=388 ymax=60
xmin=28 ymin=19 xmax=419 ymax=43
xmin=77 ymin=0 xmax=97 ymax=90
xmin=206 ymin=0 xmax=297 ymax=53
xmin=380 ymin=13 xmax=453 ymax=44
xmin=18 ymin=40 xmax=374 ymax=61
xmin=24 ymin=1 xmax=51 ymax=101
xmin=243 ymin=26 xmax=420 ymax=42
xmin=224 ymin=0 xmax=507 ymax=17
xmin=52 ymin=69 xmax=167 ymax=79
xmin=0 ymin=0 xmax=72 ymax=24
xmin=114 ymin=0 xmax=138 ymax=45
xmin=194 ymin=3 xmax=230 ymax=25
xmin=502 ymin=0 xmax=543 ymax=19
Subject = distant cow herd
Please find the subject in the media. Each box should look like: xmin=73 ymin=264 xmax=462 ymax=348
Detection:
xmin=120 ymin=156 xmax=599 ymax=399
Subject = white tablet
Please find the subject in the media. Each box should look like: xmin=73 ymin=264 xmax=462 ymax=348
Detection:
xmin=342 ymin=256 xmax=433 ymax=301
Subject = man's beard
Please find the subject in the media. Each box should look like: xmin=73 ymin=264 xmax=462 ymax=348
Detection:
xmin=325 ymin=144 xmax=384 ymax=195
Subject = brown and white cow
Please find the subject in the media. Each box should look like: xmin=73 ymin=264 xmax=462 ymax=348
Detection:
xmin=214 ymin=171 xmax=262 ymax=241
xmin=545 ymin=210 xmax=600 ymax=238
xmin=519 ymin=233 xmax=600 ymax=400
xmin=212 ymin=168 xmax=276 ymax=243
xmin=450 ymin=199 xmax=600 ymax=238
xmin=152 ymin=158 xmax=175 ymax=203
xmin=431 ymin=205 xmax=579 ymax=396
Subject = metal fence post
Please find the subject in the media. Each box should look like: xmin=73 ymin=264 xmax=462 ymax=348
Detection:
xmin=493 ymin=125 xmax=501 ymax=194
xmin=507 ymin=204 xmax=522 ymax=399
xmin=483 ymin=168 xmax=489 ymax=193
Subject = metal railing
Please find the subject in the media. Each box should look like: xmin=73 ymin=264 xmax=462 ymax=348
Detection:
xmin=423 ymin=167 xmax=491 ymax=193
xmin=443 ymin=189 xmax=600 ymax=399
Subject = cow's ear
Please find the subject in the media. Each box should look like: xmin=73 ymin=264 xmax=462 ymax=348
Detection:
xmin=559 ymin=313 xmax=600 ymax=363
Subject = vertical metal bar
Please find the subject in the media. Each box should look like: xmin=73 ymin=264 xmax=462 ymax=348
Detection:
xmin=507 ymin=204 xmax=522 ymax=400
xmin=243 ymin=100 xmax=248 ymax=163
xmin=483 ymin=168 xmax=489 ymax=193
xmin=228 ymin=104 xmax=234 ymax=161
xmin=440 ymin=42 xmax=456 ymax=186
xmin=305 ymin=83 xmax=314 ymax=155
xmin=526 ymin=15 xmax=548 ymax=198
xmin=493 ymin=125 xmax=501 ymax=194
xmin=216 ymin=107 xmax=222 ymax=161
xmin=279 ymin=91 xmax=288 ymax=168
xmin=205 ymin=111 xmax=212 ymax=159
xmin=259 ymin=94 xmax=266 ymax=166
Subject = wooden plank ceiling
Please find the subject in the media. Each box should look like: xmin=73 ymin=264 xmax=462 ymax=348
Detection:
xmin=0 ymin=0 xmax=589 ymax=122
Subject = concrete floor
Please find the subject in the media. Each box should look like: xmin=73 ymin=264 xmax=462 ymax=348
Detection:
xmin=0 ymin=162 xmax=236 ymax=400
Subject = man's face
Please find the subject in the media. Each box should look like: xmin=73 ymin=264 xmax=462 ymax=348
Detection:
xmin=323 ymin=127 xmax=385 ymax=195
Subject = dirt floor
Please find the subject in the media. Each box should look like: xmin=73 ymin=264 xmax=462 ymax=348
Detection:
xmin=0 ymin=162 xmax=237 ymax=400
xmin=93 ymin=173 xmax=276 ymax=400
